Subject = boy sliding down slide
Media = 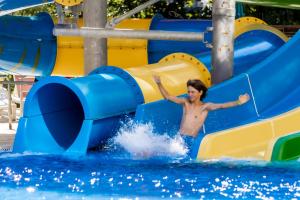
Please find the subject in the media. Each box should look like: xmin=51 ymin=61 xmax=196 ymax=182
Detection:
xmin=153 ymin=75 xmax=250 ymax=150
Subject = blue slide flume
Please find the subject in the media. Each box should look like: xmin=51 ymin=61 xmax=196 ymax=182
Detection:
xmin=135 ymin=30 xmax=300 ymax=159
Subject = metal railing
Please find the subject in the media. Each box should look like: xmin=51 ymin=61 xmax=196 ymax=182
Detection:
xmin=0 ymin=80 xmax=34 ymax=130
xmin=272 ymin=25 xmax=300 ymax=37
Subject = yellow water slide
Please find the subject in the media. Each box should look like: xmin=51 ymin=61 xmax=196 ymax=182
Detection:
xmin=198 ymin=108 xmax=300 ymax=161
xmin=197 ymin=29 xmax=300 ymax=161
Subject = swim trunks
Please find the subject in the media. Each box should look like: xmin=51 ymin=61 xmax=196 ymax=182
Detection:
xmin=181 ymin=135 xmax=195 ymax=149
xmin=178 ymin=134 xmax=195 ymax=156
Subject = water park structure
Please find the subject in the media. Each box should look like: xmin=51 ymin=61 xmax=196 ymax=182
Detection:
xmin=1 ymin=0 xmax=300 ymax=162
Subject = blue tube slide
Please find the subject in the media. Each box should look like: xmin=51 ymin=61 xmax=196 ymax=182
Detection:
xmin=148 ymin=15 xmax=213 ymax=64
xmin=134 ymin=30 xmax=300 ymax=159
xmin=0 ymin=13 xmax=56 ymax=76
xmin=13 ymin=67 xmax=144 ymax=154
xmin=195 ymin=29 xmax=286 ymax=75
xmin=148 ymin=15 xmax=286 ymax=75
xmin=0 ymin=0 xmax=53 ymax=16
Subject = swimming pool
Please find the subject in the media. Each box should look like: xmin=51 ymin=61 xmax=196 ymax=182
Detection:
xmin=0 ymin=149 xmax=300 ymax=199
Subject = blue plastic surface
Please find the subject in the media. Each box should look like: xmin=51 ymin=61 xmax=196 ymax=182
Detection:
xmin=196 ymin=30 xmax=286 ymax=75
xmin=0 ymin=0 xmax=53 ymax=16
xmin=148 ymin=15 xmax=285 ymax=74
xmin=148 ymin=15 xmax=213 ymax=63
xmin=13 ymin=69 xmax=144 ymax=154
xmin=135 ymin=31 xmax=300 ymax=159
xmin=0 ymin=13 xmax=56 ymax=76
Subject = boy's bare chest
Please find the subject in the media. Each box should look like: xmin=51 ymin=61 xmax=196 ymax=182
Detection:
xmin=184 ymin=104 xmax=207 ymax=119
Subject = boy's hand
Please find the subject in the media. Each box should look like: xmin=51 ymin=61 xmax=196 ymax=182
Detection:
xmin=238 ymin=93 xmax=250 ymax=105
xmin=153 ymin=75 xmax=161 ymax=84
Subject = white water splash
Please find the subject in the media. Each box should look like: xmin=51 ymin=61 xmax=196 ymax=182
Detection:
xmin=113 ymin=122 xmax=188 ymax=157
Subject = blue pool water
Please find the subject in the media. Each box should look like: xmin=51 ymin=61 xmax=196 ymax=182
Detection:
xmin=1 ymin=151 xmax=300 ymax=199
xmin=1 ymin=123 xmax=300 ymax=199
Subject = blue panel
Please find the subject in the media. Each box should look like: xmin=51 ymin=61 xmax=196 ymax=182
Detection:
xmin=248 ymin=30 xmax=300 ymax=115
xmin=201 ymin=74 xmax=257 ymax=133
xmin=135 ymin=100 xmax=182 ymax=135
xmin=260 ymin=87 xmax=300 ymax=118
xmin=0 ymin=13 xmax=56 ymax=76
xmin=195 ymin=30 xmax=286 ymax=75
xmin=0 ymin=0 xmax=53 ymax=15
xmin=88 ymin=116 xmax=121 ymax=147
xmin=13 ymin=117 xmax=65 ymax=153
xmin=148 ymin=15 xmax=212 ymax=63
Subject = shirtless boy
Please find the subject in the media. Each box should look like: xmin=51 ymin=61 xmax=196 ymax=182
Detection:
xmin=153 ymin=75 xmax=250 ymax=142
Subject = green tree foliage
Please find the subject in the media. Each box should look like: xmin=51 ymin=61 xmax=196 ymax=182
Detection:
xmin=245 ymin=5 xmax=300 ymax=25
xmin=108 ymin=0 xmax=212 ymax=19
xmin=13 ymin=0 xmax=212 ymax=19
xmin=12 ymin=1 xmax=300 ymax=24
xmin=13 ymin=4 xmax=57 ymax=17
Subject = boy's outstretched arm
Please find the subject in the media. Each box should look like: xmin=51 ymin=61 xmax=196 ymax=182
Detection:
xmin=153 ymin=75 xmax=186 ymax=105
xmin=205 ymin=93 xmax=250 ymax=111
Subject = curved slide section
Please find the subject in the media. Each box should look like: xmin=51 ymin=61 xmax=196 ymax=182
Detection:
xmin=0 ymin=13 xmax=57 ymax=76
xmin=13 ymin=55 xmax=210 ymax=154
xmin=134 ymin=31 xmax=300 ymax=160
xmin=197 ymin=17 xmax=288 ymax=75
xmin=197 ymin=30 xmax=300 ymax=161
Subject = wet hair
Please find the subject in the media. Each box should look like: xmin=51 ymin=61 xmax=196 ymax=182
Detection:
xmin=187 ymin=79 xmax=207 ymax=100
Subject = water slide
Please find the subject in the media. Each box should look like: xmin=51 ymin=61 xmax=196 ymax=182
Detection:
xmin=136 ymin=30 xmax=300 ymax=161
xmin=0 ymin=1 xmax=290 ymax=155
xmin=10 ymin=19 xmax=288 ymax=154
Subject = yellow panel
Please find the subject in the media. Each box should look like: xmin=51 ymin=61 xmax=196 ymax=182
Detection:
xmin=55 ymin=0 xmax=83 ymax=6
xmin=273 ymin=109 xmax=300 ymax=137
xmin=108 ymin=48 xmax=147 ymax=68
xmin=115 ymin=19 xmax=151 ymax=30
xmin=235 ymin=17 xmax=267 ymax=26
xmin=198 ymin=121 xmax=274 ymax=160
xmin=52 ymin=36 xmax=84 ymax=77
xmin=197 ymin=107 xmax=300 ymax=161
xmin=108 ymin=19 xmax=151 ymax=68
xmin=126 ymin=53 xmax=211 ymax=103
xmin=52 ymin=19 xmax=151 ymax=76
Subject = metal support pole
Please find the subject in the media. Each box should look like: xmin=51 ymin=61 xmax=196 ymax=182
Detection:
xmin=107 ymin=0 xmax=161 ymax=28
xmin=83 ymin=0 xmax=107 ymax=75
xmin=56 ymin=3 xmax=65 ymax=25
xmin=211 ymin=0 xmax=236 ymax=84
xmin=54 ymin=28 xmax=205 ymax=41
xmin=71 ymin=4 xmax=82 ymax=28
xmin=7 ymin=83 xmax=12 ymax=130
xmin=20 ymin=82 xmax=24 ymax=117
